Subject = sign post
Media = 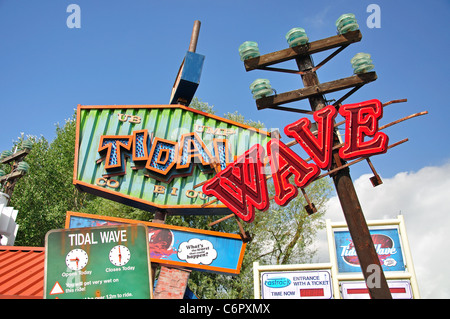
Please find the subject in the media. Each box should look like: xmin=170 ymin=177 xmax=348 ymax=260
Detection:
xmin=203 ymin=23 xmax=426 ymax=298
xmin=240 ymin=29 xmax=392 ymax=298
xmin=71 ymin=21 xmax=263 ymax=299
xmin=0 ymin=146 xmax=31 ymax=206
xmin=44 ymin=224 xmax=152 ymax=299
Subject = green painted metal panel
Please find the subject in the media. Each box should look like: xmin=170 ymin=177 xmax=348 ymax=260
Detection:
xmin=44 ymin=224 xmax=152 ymax=299
xmin=74 ymin=105 xmax=272 ymax=215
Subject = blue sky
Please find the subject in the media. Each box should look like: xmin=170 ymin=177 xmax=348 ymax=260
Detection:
xmin=1 ymin=0 xmax=448 ymax=179
xmin=1 ymin=0 xmax=449 ymax=298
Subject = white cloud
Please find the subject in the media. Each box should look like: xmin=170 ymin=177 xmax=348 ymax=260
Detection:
xmin=304 ymin=5 xmax=333 ymax=29
xmin=312 ymin=161 xmax=450 ymax=298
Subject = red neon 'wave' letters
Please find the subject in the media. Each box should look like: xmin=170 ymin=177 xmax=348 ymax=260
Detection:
xmin=202 ymin=144 xmax=269 ymax=223
xmin=284 ymin=105 xmax=337 ymax=170
xmin=339 ymin=99 xmax=389 ymax=160
xmin=202 ymin=99 xmax=391 ymax=223
xmin=267 ymin=139 xmax=320 ymax=206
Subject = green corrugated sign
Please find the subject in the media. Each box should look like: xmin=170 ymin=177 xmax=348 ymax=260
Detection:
xmin=44 ymin=224 xmax=152 ymax=299
xmin=73 ymin=104 xmax=272 ymax=214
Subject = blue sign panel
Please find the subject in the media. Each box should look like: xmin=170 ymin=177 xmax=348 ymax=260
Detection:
xmin=65 ymin=211 xmax=246 ymax=275
xmin=334 ymin=228 xmax=405 ymax=273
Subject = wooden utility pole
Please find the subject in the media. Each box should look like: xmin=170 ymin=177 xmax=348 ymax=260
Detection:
xmin=295 ymin=54 xmax=392 ymax=299
xmin=0 ymin=148 xmax=31 ymax=206
xmin=188 ymin=20 xmax=201 ymax=53
xmin=169 ymin=20 xmax=204 ymax=106
xmin=153 ymin=20 xmax=203 ymax=299
xmin=243 ymin=30 xmax=392 ymax=298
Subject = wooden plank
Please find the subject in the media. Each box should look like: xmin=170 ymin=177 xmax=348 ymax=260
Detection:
xmin=0 ymin=170 xmax=24 ymax=183
xmin=257 ymin=104 xmax=313 ymax=114
xmin=256 ymin=72 xmax=377 ymax=109
xmin=244 ymin=30 xmax=362 ymax=71
xmin=0 ymin=149 xmax=30 ymax=165
xmin=188 ymin=20 xmax=201 ymax=53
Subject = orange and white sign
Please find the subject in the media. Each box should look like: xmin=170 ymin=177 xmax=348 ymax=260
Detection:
xmin=49 ymin=281 xmax=64 ymax=295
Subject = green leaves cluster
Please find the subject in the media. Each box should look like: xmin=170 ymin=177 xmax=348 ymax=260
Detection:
xmin=1 ymin=116 xmax=93 ymax=246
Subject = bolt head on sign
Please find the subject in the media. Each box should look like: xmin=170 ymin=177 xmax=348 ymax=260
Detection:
xmin=44 ymin=224 xmax=152 ymax=299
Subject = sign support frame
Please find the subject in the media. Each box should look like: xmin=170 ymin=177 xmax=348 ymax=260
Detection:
xmin=326 ymin=215 xmax=420 ymax=298
xmin=294 ymin=53 xmax=391 ymax=299
xmin=242 ymin=29 xmax=393 ymax=298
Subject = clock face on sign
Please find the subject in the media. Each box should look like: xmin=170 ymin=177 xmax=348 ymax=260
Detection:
xmin=109 ymin=245 xmax=131 ymax=267
xmin=65 ymin=248 xmax=89 ymax=271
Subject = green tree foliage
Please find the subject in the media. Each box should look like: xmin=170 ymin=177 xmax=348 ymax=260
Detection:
xmin=3 ymin=116 xmax=95 ymax=246
xmin=189 ymin=97 xmax=216 ymax=115
xmin=250 ymin=178 xmax=332 ymax=265
xmin=79 ymin=197 xmax=153 ymax=221
xmin=224 ymin=111 xmax=265 ymax=130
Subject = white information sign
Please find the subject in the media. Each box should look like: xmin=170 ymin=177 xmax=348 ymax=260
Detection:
xmin=340 ymin=280 xmax=413 ymax=299
xmin=261 ymin=270 xmax=333 ymax=299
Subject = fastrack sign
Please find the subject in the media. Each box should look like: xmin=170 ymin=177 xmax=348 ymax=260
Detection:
xmin=203 ymin=99 xmax=389 ymax=222
xmin=261 ymin=270 xmax=333 ymax=299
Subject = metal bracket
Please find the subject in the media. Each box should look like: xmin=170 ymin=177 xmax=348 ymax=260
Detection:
xmin=301 ymin=188 xmax=317 ymax=215
xmin=366 ymin=157 xmax=383 ymax=187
